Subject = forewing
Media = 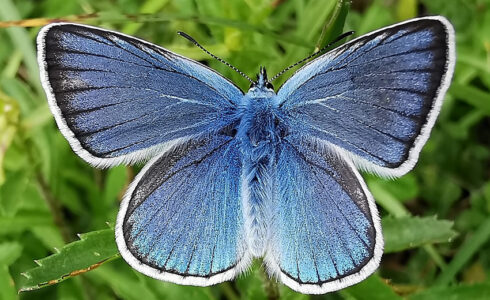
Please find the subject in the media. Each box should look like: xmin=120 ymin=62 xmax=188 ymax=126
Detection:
xmin=265 ymin=137 xmax=382 ymax=294
xmin=276 ymin=17 xmax=455 ymax=177
xmin=37 ymin=23 xmax=243 ymax=167
xmin=115 ymin=132 xmax=250 ymax=285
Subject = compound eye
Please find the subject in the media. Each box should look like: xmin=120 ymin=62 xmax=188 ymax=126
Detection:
xmin=266 ymin=82 xmax=274 ymax=90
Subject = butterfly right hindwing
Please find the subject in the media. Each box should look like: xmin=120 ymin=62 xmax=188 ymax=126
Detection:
xmin=264 ymin=137 xmax=382 ymax=294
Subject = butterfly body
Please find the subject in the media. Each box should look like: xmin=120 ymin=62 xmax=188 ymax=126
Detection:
xmin=237 ymin=67 xmax=282 ymax=257
xmin=37 ymin=17 xmax=455 ymax=294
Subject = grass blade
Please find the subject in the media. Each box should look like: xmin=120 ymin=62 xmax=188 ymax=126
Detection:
xmin=434 ymin=217 xmax=490 ymax=286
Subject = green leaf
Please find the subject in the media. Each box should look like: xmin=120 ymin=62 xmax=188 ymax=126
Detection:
xmin=0 ymin=211 xmax=53 ymax=235
xmin=409 ymin=283 xmax=490 ymax=300
xmin=86 ymin=263 xmax=159 ymax=300
xmin=383 ymin=216 xmax=458 ymax=253
xmin=0 ymin=0 xmax=43 ymax=95
xmin=93 ymin=11 xmax=311 ymax=47
xmin=121 ymin=0 xmax=171 ymax=35
xmin=368 ymin=173 xmax=419 ymax=203
xmin=342 ymin=274 xmax=402 ymax=300
xmin=279 ymin=285 xmax=309 ymax=300
xmin=103 ymin=166 xmax=127 ymax=206
xmin=355 ymin=2 xmax=393 ymax=35
xmin=31 ymin=226 xmax=65 ymax=250
xmin=396 ymin=0 xmax=417 ymax=20
xmin=296 ymin=0 xmax=336 ymax=42
xmin=368 ymin=179 xmax=410 ymax=218
xmin=18 ymin=228 xmax=119 ymax=292
xmin=0 ymin=78 xmax=38 ymax=122
xmin=57 ymin=278 xmax=87 ymax=300
xmin=0 ymin=242 xmax=22 ymax=266
xmin=141 ymin=274 xmax=216 ymax=300
xmin=0 ymin=266 xmax=17 ymax=300
xmin=0 ymin=91 xmax=20 ymax=186
xmin=449 ymin=83 xmax=490 ymax=115
xmin=0 ymin=170 xmax=28 ymax=216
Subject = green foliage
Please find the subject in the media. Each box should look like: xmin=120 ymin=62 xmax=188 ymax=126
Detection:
xmin=0 ymin=0 xmax=489 ymax=299
xmin=343 ymin=275 xmax=402 ymax=300
xmin=19 ymin=229 xmax=119 ymax=292
xmin=409 ymin=283 xmax=490 ymax=300
xmin=383 ymin=216 xmax=458 ymax=253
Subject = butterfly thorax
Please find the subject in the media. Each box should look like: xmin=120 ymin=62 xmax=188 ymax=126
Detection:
xmin=237 ymin=67 xmax=281 ymax=257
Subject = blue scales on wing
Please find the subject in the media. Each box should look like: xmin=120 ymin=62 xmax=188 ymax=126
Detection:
xmin=265 ymin=137 xmax=382 ymax=293
xmin=116 ymin=132 xmax=249 ymax=283
xmin=38 ymin=24 xmax=242 ymax=166
xmin=276 ymin=18 xmax=453 ymax=176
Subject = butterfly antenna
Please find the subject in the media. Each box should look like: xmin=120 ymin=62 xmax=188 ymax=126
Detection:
xmin=178 ymin=31 xmax=254 ymax=84
xmin=269 ymin=31 xmax=354 ymax=82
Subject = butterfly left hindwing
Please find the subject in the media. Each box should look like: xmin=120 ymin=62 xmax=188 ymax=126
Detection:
xmin=116 ymin=133 xmax=251 ymax=285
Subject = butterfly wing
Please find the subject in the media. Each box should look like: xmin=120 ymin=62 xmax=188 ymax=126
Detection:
xmin=276 ymin=16 xmax=455 ymax=177
xmin=116 ymin=131 xmax=251 ymax=285
xmin=264 ymin=137 xmax=382 ymax=294
xmin=37 ymin=23 xmax=242 ymax=167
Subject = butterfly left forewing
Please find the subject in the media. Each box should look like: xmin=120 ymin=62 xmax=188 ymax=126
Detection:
xmin=265 ymin=137 xmax=382 ymax=294
xmin=38 ymin=23 xmax=243 ymax=168
xmin=116 ymin=132 xmax=251 ymax=285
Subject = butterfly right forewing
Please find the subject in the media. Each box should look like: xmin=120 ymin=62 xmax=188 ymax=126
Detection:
xmin=275 ymin=16 xmax=455 ymax=177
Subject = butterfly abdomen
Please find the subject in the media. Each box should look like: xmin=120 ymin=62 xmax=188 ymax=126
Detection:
xmin=238 ymin=94 xmax=279 ymax=257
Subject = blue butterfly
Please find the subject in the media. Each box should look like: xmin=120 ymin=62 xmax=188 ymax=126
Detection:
xmin=37 ymin=16 xmax=455 ymax=294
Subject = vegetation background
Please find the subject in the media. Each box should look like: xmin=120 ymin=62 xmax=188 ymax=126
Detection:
xmin=0 ymin=0 xmax=489 ymax=299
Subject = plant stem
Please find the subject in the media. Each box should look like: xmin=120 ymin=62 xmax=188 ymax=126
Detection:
xmin=315 ymin=0 xmax=346 ymax=51
xmin=434 ymin=216 xmax=490 ymax=286
xmin=35 ymin=169 xmax=72 ymax=243
xmin=22 ymin=133 xmax=73 ymax=243
xmin=261 ymin=265 xmax=279 ymax=300
xmin=221 ymin=282 xmax=240 ymax=300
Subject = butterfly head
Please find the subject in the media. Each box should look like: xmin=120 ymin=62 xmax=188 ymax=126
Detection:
xmin=249 ymin=67 xmax=274 ymax=92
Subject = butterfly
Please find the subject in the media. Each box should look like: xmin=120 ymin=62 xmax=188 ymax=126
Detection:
xmin=37 ymin=16 xmax=455 ymax=294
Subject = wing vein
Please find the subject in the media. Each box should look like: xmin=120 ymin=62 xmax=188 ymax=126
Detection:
xmin=315 ymin=102 xmax=411 ymax=143
xmin=312 ymin=169 xmax=371 ymax=250
xmin=290 ymin=120 xmax=392 ymax=164
xmin=104 ymin=36 xmax=237 ymax=107
xmin=95 ymin=119 xmax=216 ymax=156
xmin=128 ymin=138 xmax=232 ymax=215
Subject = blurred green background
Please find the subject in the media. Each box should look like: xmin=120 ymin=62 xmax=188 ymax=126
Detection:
xmin=1 ymin=0 xmax=490 ymax=299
